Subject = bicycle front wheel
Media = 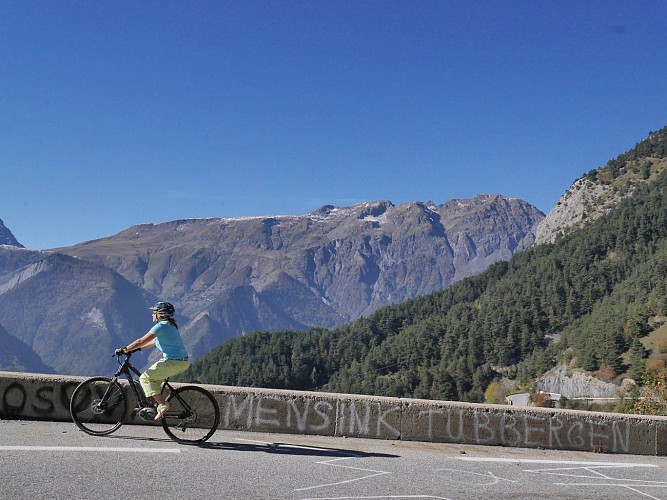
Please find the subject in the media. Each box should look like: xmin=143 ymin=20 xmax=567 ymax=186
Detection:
xmin=162 ymin=386 xmax=220 ymax=444
xmin=70 ymin=377 xmax=127 ymax=436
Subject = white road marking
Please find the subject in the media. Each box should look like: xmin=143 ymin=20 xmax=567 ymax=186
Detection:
xmin=458 ymin=457 xmax=658 ymax=467
xmin=0 ymin=445 xmax=180 ymax=453
xmin=435 ymin=468 xmax=518 ymax=484
xmin=300 ymin=497 xmax=451 ymax=499
xmin=554 ymin=482 xmax=666 ymax=500
xmin=296 ymin=456 xmax=391 ymax=492
xmin=454 ymin=457 xmax=666 ymax=500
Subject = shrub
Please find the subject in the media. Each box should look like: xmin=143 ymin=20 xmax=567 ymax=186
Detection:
xmin=531 ymin=392 xmax=553 ymax=408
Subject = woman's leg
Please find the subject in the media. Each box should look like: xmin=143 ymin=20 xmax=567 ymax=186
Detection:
xmin=140 ymin=359 xmax=190 ymax=405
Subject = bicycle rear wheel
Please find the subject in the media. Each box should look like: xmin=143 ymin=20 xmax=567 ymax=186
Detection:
xmin=70 ymin=377 xmax=127 ymax=436
xmin=161 ymin=386 xmax=220 ymax=444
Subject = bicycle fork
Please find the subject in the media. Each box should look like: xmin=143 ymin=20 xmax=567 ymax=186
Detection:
xmin=91 ymin=376 xmax=122 ymax=414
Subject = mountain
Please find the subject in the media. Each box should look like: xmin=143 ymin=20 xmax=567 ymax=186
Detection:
xmin=0 ymin=218 xmax=23 ymax=247
xmin=0 ymin=194 xmax=542 ymax=375
xmin=179 ymin=128 xmax=667 ymax=403
xmin=0 ymin=252 xmax=155 ymax=375
xmin=56 ymin=195 xmax=542 ymax=360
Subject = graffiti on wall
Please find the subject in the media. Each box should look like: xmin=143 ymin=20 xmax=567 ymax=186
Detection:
xmin=1 ymin=380 xmax=80 ymax=418
xmin=418 ymin=407 xmax=631 ymax=454
xmin=222 ymin=394 xmax=402 ymax=438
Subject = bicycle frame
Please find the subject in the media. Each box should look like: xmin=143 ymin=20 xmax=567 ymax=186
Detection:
xmin=110 ymin=352 xmax=189 ymax=414
xmin=106 ymin=352 xmax=152 ymax=408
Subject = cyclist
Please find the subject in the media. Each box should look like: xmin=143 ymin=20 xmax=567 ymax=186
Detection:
xmin=120 ymin=301 xmax=189 ymax=420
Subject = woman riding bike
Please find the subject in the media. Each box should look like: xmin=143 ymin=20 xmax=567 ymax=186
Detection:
xmin=121 ymin=301 xmax=189 ymax=420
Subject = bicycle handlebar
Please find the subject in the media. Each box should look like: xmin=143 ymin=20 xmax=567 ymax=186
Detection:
xmin=113 ymin=347 xmax=142 ymax=357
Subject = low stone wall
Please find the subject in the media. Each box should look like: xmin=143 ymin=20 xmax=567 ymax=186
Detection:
xmin=1 ymin=371 xmax=666 ymax=456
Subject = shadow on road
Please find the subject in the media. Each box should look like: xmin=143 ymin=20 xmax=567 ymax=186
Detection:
xmin=198 ymin=440 xmax=400 ymax=458
xmin=104 ymin=433 xmax=399 ymax=458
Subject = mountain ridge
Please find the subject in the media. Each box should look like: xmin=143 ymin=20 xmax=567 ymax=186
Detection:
xmin=58 ymin=194 xmax=542 ymax=318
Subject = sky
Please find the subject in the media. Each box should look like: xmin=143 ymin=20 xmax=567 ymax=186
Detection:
xmin=1 ymin=1 xmax=666 ymax=250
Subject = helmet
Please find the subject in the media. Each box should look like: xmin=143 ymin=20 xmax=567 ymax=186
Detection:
xmin=149 ymin=301 xmax=175 ymax=317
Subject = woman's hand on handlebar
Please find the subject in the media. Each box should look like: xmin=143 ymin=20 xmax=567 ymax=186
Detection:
xmin=114 ymin=346 xmax=141 ymax=357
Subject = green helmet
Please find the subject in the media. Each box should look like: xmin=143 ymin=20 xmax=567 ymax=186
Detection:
xmin=150 ymin=301 xmax=175 ymax=317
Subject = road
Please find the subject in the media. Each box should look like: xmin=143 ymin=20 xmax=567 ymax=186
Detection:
xmin=1 ymin=419 xmax=666 ymax=499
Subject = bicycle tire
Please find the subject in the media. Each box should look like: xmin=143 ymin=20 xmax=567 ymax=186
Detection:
xmin=161 ymin=385 xmax=220 ymax=444
xmin=69 ymin=376 xmax=127 ymax=436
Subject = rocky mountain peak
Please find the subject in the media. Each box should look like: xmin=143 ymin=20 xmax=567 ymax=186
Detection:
xmin=0 ymin=218 xmax=23 ymax=248
xmin=535 ymin=128 xmax=667 ymax=245
xmin=534 ymin=176 xmax=616 ymax=245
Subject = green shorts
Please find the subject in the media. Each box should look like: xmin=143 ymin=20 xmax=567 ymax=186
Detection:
xmin=139 ymin=358 xmax=190 ymax=398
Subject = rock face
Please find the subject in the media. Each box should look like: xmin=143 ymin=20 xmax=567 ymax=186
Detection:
xmin=0 ymin=195 xmax=543 ymax=375
xmin=534 ymin=178 xmax=613 ymax=245
xmin=535 ymin=156 xmax=667 ymax=245
xmin=535 ymin=365 xmax=630 ymax=399
xmin=0 ymin=218 xmax=23 ymax=248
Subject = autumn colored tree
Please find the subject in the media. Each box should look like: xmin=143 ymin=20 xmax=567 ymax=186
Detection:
xmin=531 ymin=392 xmax=553 ymax=408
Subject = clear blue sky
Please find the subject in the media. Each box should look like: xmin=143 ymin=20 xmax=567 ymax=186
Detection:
xmin=2 ymin=1 xmax=666 ymax=250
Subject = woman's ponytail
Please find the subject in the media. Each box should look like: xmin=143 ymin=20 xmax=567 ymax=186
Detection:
xmin=157 ymin=312 xmax=178 ymax=329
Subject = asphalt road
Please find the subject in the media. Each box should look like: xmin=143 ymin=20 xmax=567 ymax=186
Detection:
xmin=1 ymin=419 xmax=666 ymax=499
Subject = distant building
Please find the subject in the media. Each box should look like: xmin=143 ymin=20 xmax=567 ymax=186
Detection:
xmin=505 ymin=392 xmax=530 ymax=406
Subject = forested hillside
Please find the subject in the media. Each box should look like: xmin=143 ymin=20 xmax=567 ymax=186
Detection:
xmin=180 ymin=128 xmax=667 ymax=404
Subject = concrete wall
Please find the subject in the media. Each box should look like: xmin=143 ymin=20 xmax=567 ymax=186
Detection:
xmin=1 ymin=371 xmax=666 ymax=456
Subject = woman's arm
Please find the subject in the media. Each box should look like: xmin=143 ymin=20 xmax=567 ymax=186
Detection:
xmin=125 ymin=332 xmax=156 ymax=351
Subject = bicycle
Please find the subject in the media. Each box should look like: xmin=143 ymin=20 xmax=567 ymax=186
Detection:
xmin=69 ymin=348 xmax=220 ymax=444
